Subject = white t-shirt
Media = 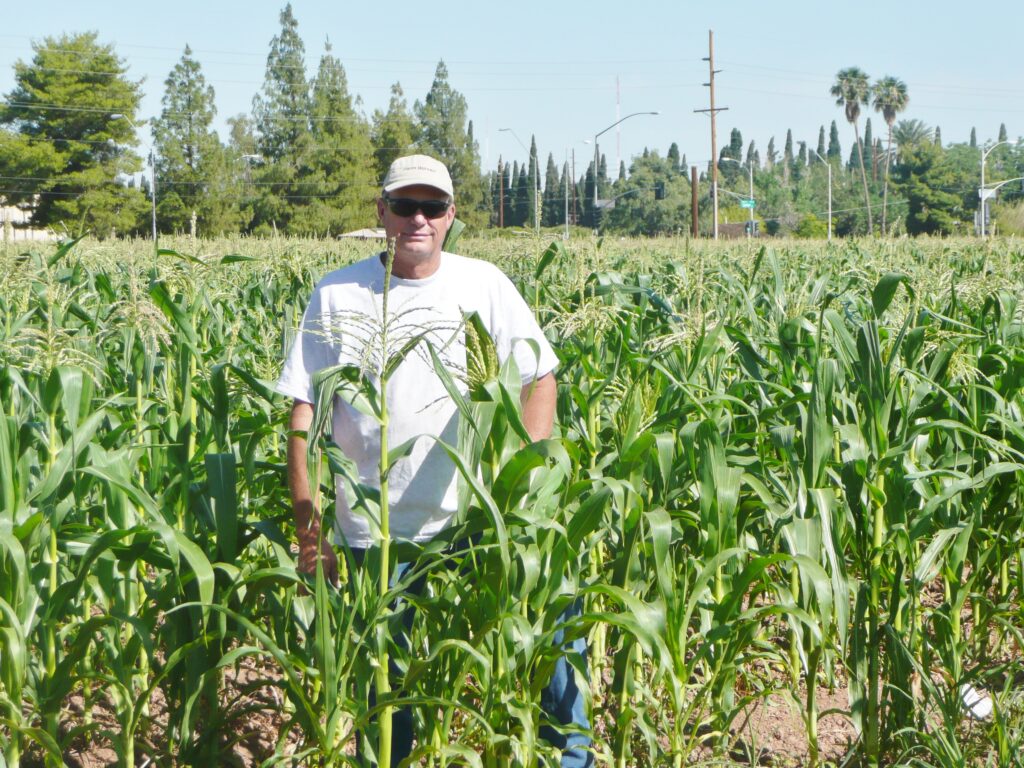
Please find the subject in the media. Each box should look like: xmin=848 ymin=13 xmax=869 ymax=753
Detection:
xmin=276 ymin=251 xmax=558 ymax=547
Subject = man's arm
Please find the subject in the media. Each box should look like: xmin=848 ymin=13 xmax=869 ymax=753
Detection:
xmin=520 ymin=372 xmax=556 ymax=442
xmin=287 ymin=400 xmax=338 ymax=584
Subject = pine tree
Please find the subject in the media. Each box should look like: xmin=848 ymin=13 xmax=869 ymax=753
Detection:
xmin=371 ymin=83 xmax=417 ymax=180
xmin=152 ymin=44 xmax=229 ymax=234
xmin=828 ymin=120 xmax=842 ymax=161
xmin=415 ymin=60 xmax=487 ymax=228
xmin=252 ymin=4 xmax=310 ymax=162
xmin=0 ymin=32 xmax=147 ymax=235
xmin=290 ymin=40 xmax=377 ymax=235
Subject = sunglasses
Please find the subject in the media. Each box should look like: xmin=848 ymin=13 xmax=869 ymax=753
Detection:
xmin=382 ymin=196 xmax=452 ymax=219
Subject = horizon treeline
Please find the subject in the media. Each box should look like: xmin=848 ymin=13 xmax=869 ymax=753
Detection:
xmin=1 ymin=5 xmax=1021 ymax=239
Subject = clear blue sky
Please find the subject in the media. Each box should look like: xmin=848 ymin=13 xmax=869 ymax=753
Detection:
xmin=1 ymin=0 xmax=1021 ymax=177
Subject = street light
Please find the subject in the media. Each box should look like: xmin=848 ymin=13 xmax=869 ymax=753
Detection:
xmin=591 ymin=111 xmax=659 ymax=220
xmin=721 ymin=156 xmax=755 ymax=239
xmin=980 ymin=139 xmax=1020 ymax=237
xmin=499 ymin=127 xmax=539 ymax=234
xmin=810 ymin=148 xmax=833 ymax=241
xmin=111 ymin=114 xmax=156 ymax=245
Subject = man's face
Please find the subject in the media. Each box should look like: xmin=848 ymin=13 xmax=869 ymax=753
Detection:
xmin=377 ymin=184 xmax=455 ymax=274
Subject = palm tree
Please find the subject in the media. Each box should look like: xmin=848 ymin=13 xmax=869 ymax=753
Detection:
xmin=892 ymin=119 xmax=932 ymax=150
xmin=831 ymin=67 xmax=873 ymax=234
xmin=872 ymin=76 xmax=909 ymax=234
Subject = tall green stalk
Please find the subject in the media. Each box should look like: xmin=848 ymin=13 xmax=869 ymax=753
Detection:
xmin=376 ymin=238 xmax=396 ymax=768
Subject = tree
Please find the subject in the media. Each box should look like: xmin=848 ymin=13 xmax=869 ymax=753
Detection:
xmin=783 ymin=129 xmax=794 ymax=183
xmin=864 ymin=118 xmax=875 ymax=182
xmin=253 ymin=4 xmax=309 ymax=162
xmin=371 ymin=83 xmax=417 ymax=180
xmin=871 ymin=76 xmax=908 ymax=234
xmin=891 ymin=140 xmax=973 ymax=235
xmin=766 ymin=136 xmax=777 ymax=169
xmin=893 ymin=119 xmax=932 ymax=150
xmin=542 ymin=152 xmax=562 ymax=226
xmin=828 ymin=121 xmax=842 ymax=161
xmin=151 ymin=45 xmax=234 ymax=235
xmin=289 ymin=40 xmax=377 ymax=235
xmin=999 ymin=123 xmax=1008 ymax=143
xmin=970 ymin=127 xmax=977 ymax=148
xmin=817 ymin=126 xmax=826 ymax=158
xmin=0 ymin=32 xmax=147 ymax=236
xmin=602 ymin=150 xmax=690 ymax=235
xmin=667 ymin=142 xmax=681 ymax=173
xmin=831 ymin=67 xmax=873 ymax=234
xmin=414 ymin=60 xmax=487 ymax=228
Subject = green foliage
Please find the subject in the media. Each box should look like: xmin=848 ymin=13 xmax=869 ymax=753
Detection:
xmin=0 ymin=32 xmax=146 ymax=236
xmin=152 ymin=45 xmax=240 ymax=236
xmin=252 ymin=3 xmax=309 ymax=163
xmin=794 ymin=213 xmax=828 ymax=238
xmin=415 ymin=61 xmax=488 ymax=229
xmin=891 ymin=140 xmax=974 ymax=234
xmin=371 ymin=83 xmax=417 ymax=181
xmin=288 ymin=41 xmax=377 ymax=236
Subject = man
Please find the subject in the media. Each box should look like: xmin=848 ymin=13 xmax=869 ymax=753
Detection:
xmin=276 ymin=154 xmax=592 ymax=766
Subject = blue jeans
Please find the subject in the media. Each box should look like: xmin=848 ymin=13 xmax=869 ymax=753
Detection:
xmin=354 ymin=550 xmax=593 ymax=767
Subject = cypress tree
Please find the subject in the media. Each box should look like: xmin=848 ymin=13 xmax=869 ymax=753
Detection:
xmin=817 ymin=126 xmax=826 ymax=158
xmin=514 ymin=161 xmax=530 ymax=227
xmin=766 ymin=136 xmax=776 ymax=168
xmin=667 ymin=142 xmax=681 ymax=172
xmin=618 ymin=160 xmax=626 ymax=181
xmin=934 ymin=126 xmax=942 ymax=147
xmin=527 ymin=134 xmax=540 ymax=229
xmin=745 ymin=140 xmax=757 ymax=167
xmin=783 ymin=129 xmax=794 ymax=182
xmin=542 ymin=152 xmax=562 ymax=226
xmin=969 ymin=127 xmax=977 ymax=148
xmin=998 ymin=123 xmax=1008 ymax=142
xmin=828 ymin=120 xmax=842 ymax=161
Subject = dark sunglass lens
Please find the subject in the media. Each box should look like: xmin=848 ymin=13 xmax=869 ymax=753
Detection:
xmin=386 ymin=198 xmax=449 ymax=218
xmin=418 ymin=201 xmax=448 ymax=217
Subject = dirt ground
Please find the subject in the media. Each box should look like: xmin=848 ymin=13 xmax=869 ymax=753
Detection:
xmin=44 ymin=669 xmax=857 ymax=767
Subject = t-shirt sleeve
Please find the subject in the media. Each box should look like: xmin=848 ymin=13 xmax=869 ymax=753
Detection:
xmin=275 ymin=285 xmax=336 ymax=404
xmin=490 ymin=271 xmax=559 ymax=383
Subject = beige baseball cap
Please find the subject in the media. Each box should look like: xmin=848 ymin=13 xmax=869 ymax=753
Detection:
xmin=382 ymin=154 xmax=454 ymax=198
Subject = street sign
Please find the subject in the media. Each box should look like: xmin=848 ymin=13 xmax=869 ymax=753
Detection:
xmin=739 ymin=198 xmax=756 ymax=209
xmin=979 ymin=188 xmax=997 ymax=201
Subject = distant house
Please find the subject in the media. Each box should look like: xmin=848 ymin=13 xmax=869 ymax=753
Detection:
xmin=1 ymin=201 xmax=58 ymax=242
xmin=338 ymin=227 xmax=386 ymax=240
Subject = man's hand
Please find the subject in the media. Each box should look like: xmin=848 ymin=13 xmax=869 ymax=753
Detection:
xmin=288 ymin=400 xmax=339 ymax=588
xmin=297 ymin=523 xmax=339 ymax=586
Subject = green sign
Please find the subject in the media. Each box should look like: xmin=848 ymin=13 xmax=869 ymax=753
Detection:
xmin=739 ymin=198 xmax=756 ymax=209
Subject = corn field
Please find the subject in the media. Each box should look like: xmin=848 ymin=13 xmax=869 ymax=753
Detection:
xmin=2 ymin=233 xmax=1024 ymax=767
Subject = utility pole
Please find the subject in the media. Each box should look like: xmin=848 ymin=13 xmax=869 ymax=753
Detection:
xmin=694 ymin=30 xmax=727 ymax=239
xmin=691 ymin=165 xmax=699 ymax=237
